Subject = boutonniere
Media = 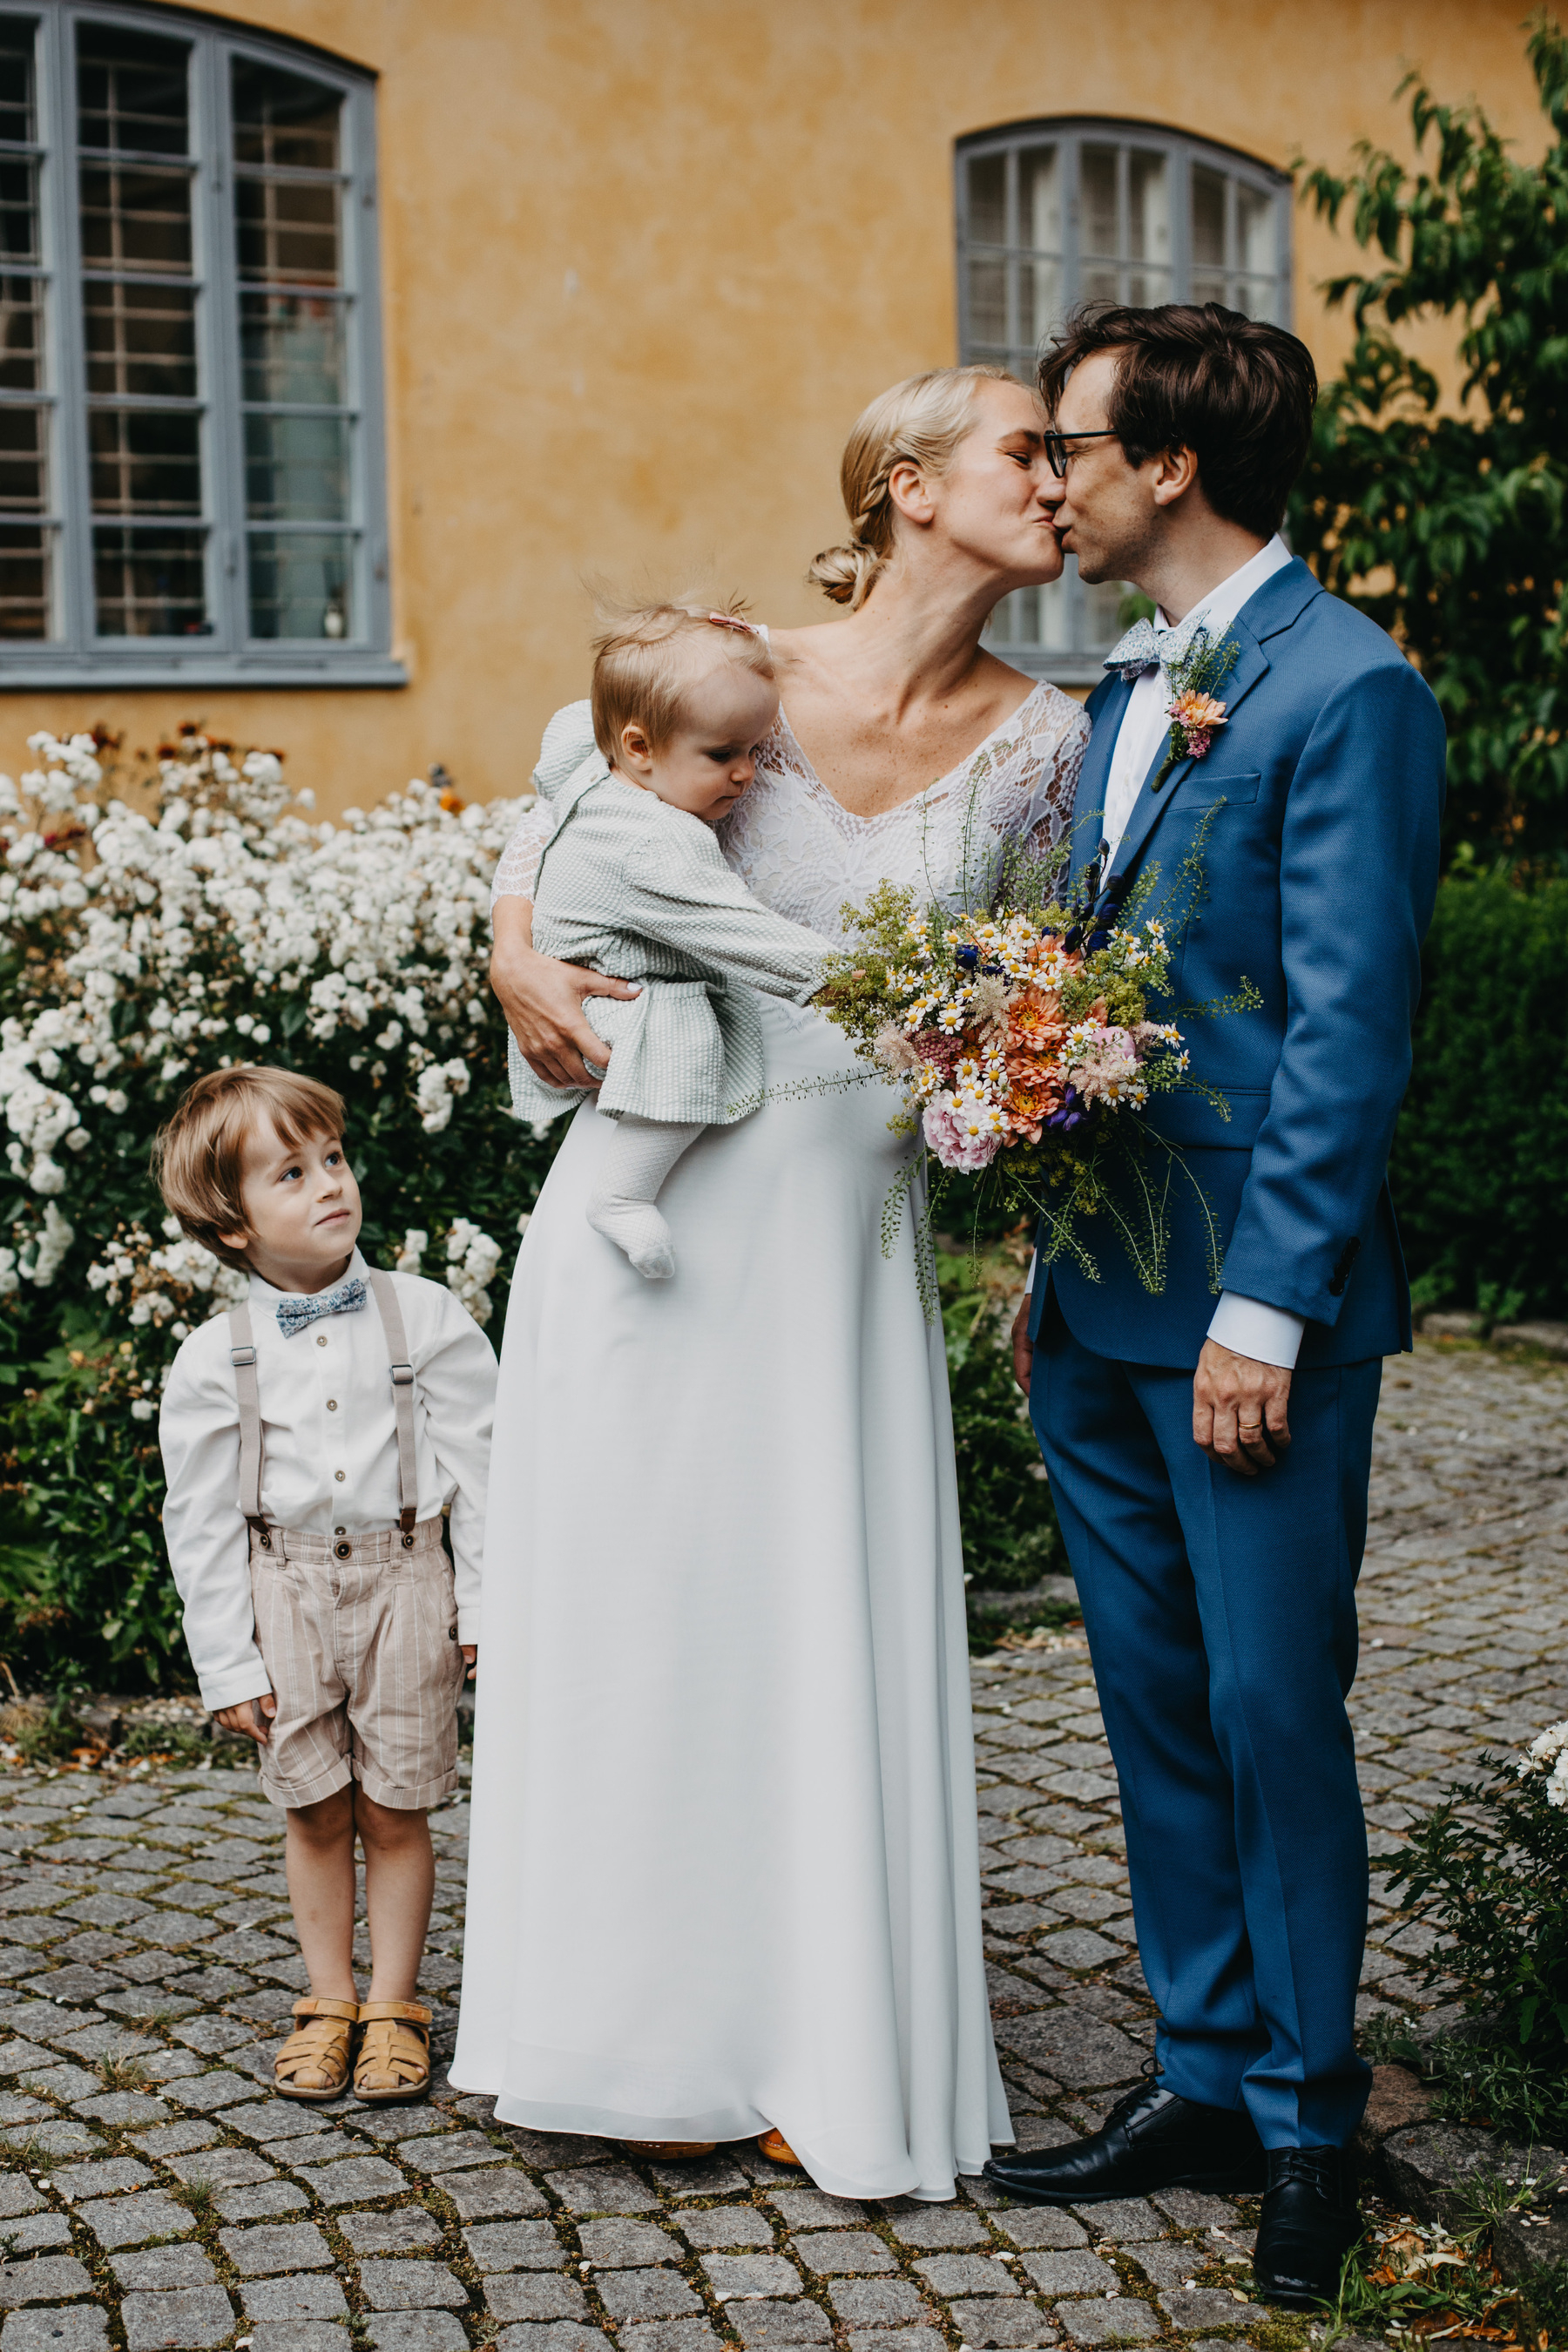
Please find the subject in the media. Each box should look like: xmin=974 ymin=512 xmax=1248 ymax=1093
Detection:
xmin=1152 ymin=625 xmax=1240 ymax=792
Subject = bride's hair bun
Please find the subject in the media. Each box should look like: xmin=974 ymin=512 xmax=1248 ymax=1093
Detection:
xmin=810 ymin=363 xmax=1024 ymax=612
xmin=808 ymin=540 xmax=883 ymax=606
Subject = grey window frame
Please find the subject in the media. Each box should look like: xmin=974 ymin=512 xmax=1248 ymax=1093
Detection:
xmin=956 ymin=118 xmax=1293 ymax=686
xmin=0 ymin=0 xmax=401 ymax=687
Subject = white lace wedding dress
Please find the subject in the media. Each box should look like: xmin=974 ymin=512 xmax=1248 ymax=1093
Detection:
xmin=454 ymin=680 xmax=1087 ymax=2200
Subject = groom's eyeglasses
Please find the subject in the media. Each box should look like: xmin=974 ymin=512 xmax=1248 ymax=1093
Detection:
xmin=1042 ymin=429 xmax=1123 ymax=479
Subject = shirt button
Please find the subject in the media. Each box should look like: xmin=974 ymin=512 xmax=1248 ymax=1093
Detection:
xmin=316 ymin=1335 xmax=328 ymax=1348
xmin=335 ymin=1525 xmax=346 ymax=1535
xmin=327 ymin=1399 xmax=338 ymax=1411
xmin=334 ymin=1470 xmax=346 ymax=1482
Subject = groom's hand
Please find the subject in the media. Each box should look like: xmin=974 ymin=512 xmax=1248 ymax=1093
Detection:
xmin=1193 ymin=1339 xmax=1292 ymax=1477
xmin=490 ymin=896 xmax=639 ymax=1091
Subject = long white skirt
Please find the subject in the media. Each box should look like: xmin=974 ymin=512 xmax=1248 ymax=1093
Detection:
xmin=452 ymin=998 xmax=1010 ymax=2200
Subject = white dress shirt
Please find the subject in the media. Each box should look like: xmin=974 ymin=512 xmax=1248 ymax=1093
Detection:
xmin=159 ymin=1247 xmax=497 ymax=1709
xmin=1029 ymin=534 xmax=1304 ymax=1368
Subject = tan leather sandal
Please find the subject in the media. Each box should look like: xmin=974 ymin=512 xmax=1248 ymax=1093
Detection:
xmin=354 ymin=1997 xmax=434 ymax=2104
xmin=274 ymin=1996 xmax=359 ymax=2102
xmin=621 ymin=2139 xmax=718 ymax=2158
xmin=757 ymin=2127 xmax=805 ymax=2167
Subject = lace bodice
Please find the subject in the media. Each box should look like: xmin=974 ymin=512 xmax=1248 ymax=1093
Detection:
xmin=490 ymin=678 xmax=1088 ymax=945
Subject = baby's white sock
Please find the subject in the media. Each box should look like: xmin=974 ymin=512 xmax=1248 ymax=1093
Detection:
xmin=587 ymin=1117 xmax=706 ymax=1279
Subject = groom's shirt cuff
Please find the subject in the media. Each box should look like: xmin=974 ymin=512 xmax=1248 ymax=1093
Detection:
xmin=1206 ymin=1291 xmax=1306 ymax=1369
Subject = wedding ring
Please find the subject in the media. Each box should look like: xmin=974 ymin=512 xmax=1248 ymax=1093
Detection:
xmin=1239 ymin=1421 xmax=1263 ymax=1437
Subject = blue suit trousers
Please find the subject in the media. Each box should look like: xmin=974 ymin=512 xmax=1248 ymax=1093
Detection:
xmin=1028 ymin=1290 xmax=1379 ymax=2148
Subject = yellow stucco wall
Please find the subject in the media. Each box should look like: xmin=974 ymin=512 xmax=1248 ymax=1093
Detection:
xmin=2 ymin=0 xmax=1549 ymax=813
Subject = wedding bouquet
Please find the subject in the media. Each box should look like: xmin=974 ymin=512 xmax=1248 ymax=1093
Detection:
xmin=818 ymin=832 xmax=1252 ymax=1294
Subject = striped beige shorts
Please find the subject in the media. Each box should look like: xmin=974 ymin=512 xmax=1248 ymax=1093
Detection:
xmin=248 ymin=1517 xmax=466 ymax=1813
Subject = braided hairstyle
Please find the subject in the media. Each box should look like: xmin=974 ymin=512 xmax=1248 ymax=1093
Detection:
xmin=808 ymin=364 xmax=1023 ymax=610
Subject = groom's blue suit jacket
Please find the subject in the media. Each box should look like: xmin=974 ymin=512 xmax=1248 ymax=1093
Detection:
xmin=1031 ymin=557 xmax=1447 ymax=1370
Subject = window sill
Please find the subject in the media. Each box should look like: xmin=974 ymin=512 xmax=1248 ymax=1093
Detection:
xmin=0 ymin=650 xmax=409 ymax=691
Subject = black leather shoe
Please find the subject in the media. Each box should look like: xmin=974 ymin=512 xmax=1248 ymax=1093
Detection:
xmin=1254 ymin=2146 xmax=1362 ymax=2308
xmin=983 ymin=2073 xmax=1265 ymax=2205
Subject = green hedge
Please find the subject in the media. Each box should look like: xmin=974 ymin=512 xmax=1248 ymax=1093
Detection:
xmin=1392 ymin=870 xmax=1568 ymax=1323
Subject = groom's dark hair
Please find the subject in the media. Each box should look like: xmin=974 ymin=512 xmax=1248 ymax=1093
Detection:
xmin=1038 ymin=302 xmax=1316 ymax=538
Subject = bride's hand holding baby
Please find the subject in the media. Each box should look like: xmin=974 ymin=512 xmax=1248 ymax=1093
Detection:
xmin=490 ymin=896 xmax=639 ymax=1092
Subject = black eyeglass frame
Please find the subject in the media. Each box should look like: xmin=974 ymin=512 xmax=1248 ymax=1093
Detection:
xmin=1042 ymin=429 xmax=1123 ymax=478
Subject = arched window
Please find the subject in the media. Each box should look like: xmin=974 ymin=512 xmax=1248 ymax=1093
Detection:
xmin=0 ymin=1 xmax=397 ymax=683
xmin=956 ymin=120 xmax=1292 ymax=680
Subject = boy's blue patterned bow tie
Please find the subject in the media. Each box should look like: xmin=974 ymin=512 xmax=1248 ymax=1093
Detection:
xmin=1103 ymin=608 xmax=1207 ymax=681
xmin=276 ymin=1275 xmax=366 ymax=1337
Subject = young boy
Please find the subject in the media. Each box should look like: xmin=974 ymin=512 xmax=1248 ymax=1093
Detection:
xmin=155 ymin=1065 xmax=496 ymax=2105
xmin=511 ymin=604 xmax=828 ymax=1279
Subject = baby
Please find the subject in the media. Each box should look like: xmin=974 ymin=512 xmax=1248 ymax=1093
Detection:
xmin=510 ymin=605 xmax=828 ymax=1278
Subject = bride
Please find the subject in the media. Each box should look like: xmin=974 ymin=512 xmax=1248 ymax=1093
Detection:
xmin=453 ymin=363 xmax=1087 ymax=2201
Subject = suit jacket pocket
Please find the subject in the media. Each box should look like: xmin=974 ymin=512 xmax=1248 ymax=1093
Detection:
xmin=1176 ymin=768 xmax=1261 ymax=809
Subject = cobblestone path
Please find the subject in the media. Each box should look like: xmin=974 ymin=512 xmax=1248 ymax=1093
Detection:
xmin=0 ymin=1341 xmax=1561 ymax=2352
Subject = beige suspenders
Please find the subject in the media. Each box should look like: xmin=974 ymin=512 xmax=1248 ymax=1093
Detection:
xmin=228 ymin=1272 xmax=420 ymax=1550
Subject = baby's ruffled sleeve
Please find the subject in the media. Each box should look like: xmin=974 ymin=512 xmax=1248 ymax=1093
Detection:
xmin=490 ymin=804 xmax=555 ymax=912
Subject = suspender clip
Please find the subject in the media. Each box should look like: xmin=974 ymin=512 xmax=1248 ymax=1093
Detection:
xmin=231 ymin=1345 xmax=257 ymax=1369
xmin=390 ymin=1362 xmax=414 ymax=1387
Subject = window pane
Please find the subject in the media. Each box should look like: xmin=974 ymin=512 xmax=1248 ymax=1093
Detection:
xmin=78 ymin=25 xmax=190 ymax=158
xmin=1081 ymin=143 xmax=1119 ymax=263
xmin=967 ymin=152 xmax=1005 ymax=246
xmin=1019 ymin=146 xmax=1059 ymax=251
xmin=247 ymin=529 xmax=351 ymax=638
xmin=0 ymin=17 xmax=37 ymax=145
xmin=236 ymin=175 xmax=341 ymax=287
xmin=79 ymin=163 xmax=193 ymax=274
xmin=966 ymin=255 xmax=1006 ymax=347
xmin=0 ymin=156 xmax=38 ymax=262
xmin=92 ymin=523 xmax=206 ymax=633
xmin=0 ymin=522 xmax=48 ymax=636
xmin=1126 ymin=150 xmax=1171 ymax=306
xmin=89 ymin=406 xmax=201 ymax=515
xmin=244 ymin=411 xmax=348 ymax=520
xmin=233 ymin=58 xmax=341 ymax=172
xmin=0 ymin=271 xmax=40 ymax=392
xmin=240 ymin=290 xmax=346 ymax=404
xmin=84 ymin=279 xmax=196 ymax=398
xmin=1192 ymin=159 xmax=1227 ymax=310
xmin=0 ymin=399 xmax=45 ymax=509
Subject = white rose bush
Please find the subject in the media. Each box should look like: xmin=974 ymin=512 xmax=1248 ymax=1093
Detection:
xmin=0 ymin=726 xmax=553 ymax=1688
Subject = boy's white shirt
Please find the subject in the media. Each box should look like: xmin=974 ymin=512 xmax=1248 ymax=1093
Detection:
xmin=159 ymin=1247 xmax=497 ymax=1711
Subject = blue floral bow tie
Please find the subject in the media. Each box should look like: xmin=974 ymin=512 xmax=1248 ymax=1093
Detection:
xmin=276 ymin=1275 xmax=366 ymax=1337
xmin=1103 ymin=609 xmax=1209 ymax=682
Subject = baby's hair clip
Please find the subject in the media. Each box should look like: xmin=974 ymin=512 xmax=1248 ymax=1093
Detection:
xmin=705 ymin=612 xmax=759 ymax=636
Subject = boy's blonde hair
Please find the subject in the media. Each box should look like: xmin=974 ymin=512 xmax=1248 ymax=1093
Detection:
xmin=152 ymin=1064 xmax=347 ymax=1273
xmin=590 ymin=601 xmax=775 ymax=763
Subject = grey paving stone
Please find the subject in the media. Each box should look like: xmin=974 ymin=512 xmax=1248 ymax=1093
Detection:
xmin=341 ymin=2213 xmax=444 ymax=2254
xmin=674 ymin=2208 xmax=773 ymax=2248
xmin=1051 ymin=2300 xmax=1159 ymax=2344
xmin=701 ymin=2254 xmax=801 ymax=2300
xmin=620 ymin=2326 xmax=722 ymax=2352
xmin=794 ymin=2232 xmax=895 ymax=2276
xmin=170 ymin=2019 xmax=253 ymax=2056
xmin=219 ymin=2220 xmax=333 ymax=2274
xmin=0 ymin=2259 xmax=96 ymax=2306
xmin=166 ymin=2073 xmax=265 ymax=2113
xmin=120 ymin=2288 xmax=236 ymax=2349
xmin=0 ymin=2124 xmax=96 ymax=2157
xmin=0 ymin=2308 xmax=109 ymax=2352
xmin=1124 ymin=2244 xmax=1198 ymax=2292
xmin=484 ymin=2275 xmax=589 ymax=2322
xmin=363 ymin=2322 xmax=472 ymax=2352
xmin=397 ymin=2129 xmax=501 ymax=2175
xmin=168 ymin=2148 xmax=274 ymax=2187
xmin=77 ymin=2192 xmax=196 ymax=2249
xmin=130 ymin=2123 xmax=218 ymax=2160
xmin=887 ymin=2207 xmax=990 ymax=2248
xmin=441 ymin=2167 xmax=548 ymax=2220
xmin=219 ymin=2099 xmax=320 ymax=2140
xmin=70 ymin=2092 xmax=170 ymax=2127
xmin=844 ymin=2332 xmax=946 ymax=2352
xmin=916 ymin=2253 xmax=1019 ymax=2298
xmin=767 ymin=2191 xmax=866 ymax=2231
xmin=947 ymin=2301 xmax=1060 ymax=2348
xmin=824 ymin=2279 xmax=927 ymax=2326
xmin=0 ymin=2218 xmax=69 ymax=2254
xmin=352 ymin=2107 xmax=450 ymax=2141
xmin=246 ymin=2326 xmax=346 ymax=2352
xmin=724 ymin=2307 xmax=829 ymax=2347
xmin=241 ymin=2278 xmax=349 ymax=2325
xmin=1018 ymin=2252 xmax=1118 ymax=2297
xmin=578 ymin=2219 xmax=679 ymax=2268
xmin=17 ymin=2069 xmax=101 ymax=2103
xmin=648 ymin=2155 xmax=750 ymax=2196
xmin=213 ymin=2184 xmax=307 ymax=2223
xmin=1156 ymin=2289 xmax=1268 ymax=2330
xmin=54 ymin=2154 xmax=153 ymax=2199
xmin=594 ymin=2272 xmax=702 ymax=2322
xmin=0 ymin=2187 xmax=41 ymax=2220
xmin=544 ymin=2165 xmax=659 ymax=2215
xmin=293 ymin=2153 xmax=405 ymax=2206
xmin=256 ymin=2131 xmax=355 ymax=2168
xmin=1067 ymin=2200 xmax=1162 ymax=2242
xmin=111 ymin=2247 xmax=219 ymax=2289
xmin=991 ymin=2211 xmax=1089 ymax=2252
xmin=489 ymin=2329 xmax=605 ymax=2352
xmin=1146 ymin=2191 xmax=1238 ymax=2233
xmin=359 ymin=2262 xmax=467 ymax=2313
xmin=464 ymin=2220 xmax=567 ymax=2271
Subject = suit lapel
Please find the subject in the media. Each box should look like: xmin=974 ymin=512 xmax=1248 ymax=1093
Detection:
xmin=1071 ymin=676 xmax=1129 ymax=885
xmin=1105 ymin=618 xmax=1274 ymax=891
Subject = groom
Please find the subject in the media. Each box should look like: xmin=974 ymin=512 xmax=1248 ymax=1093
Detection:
xmin=985 ymin=306 xmax=1445 ymax=2304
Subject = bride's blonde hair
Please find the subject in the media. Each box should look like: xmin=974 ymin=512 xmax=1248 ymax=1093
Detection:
xmin=808 ymin=363 xmax=1024 ymax=611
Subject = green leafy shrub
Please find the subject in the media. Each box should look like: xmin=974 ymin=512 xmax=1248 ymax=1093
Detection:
xmin=1386 ymin=1727 xmax=1568 ymax=2140
xmin=1392 ymin=870 xmax=1568 ymax=1320
xmin=938 ymin=1244 xmax=1069 ymax=1604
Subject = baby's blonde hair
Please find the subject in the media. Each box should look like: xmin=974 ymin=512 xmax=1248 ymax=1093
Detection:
xmin=808 ymin=363 xmax=1025 ymax=611
xmin=591 ymin=602 xmax=775 ymax=762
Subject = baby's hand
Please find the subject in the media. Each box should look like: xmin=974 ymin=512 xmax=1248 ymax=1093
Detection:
xmin=213 ymin=1693 xmax=276 ymax=1746
xmin=461 ymin=1644 xmax=477 ymax=1684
